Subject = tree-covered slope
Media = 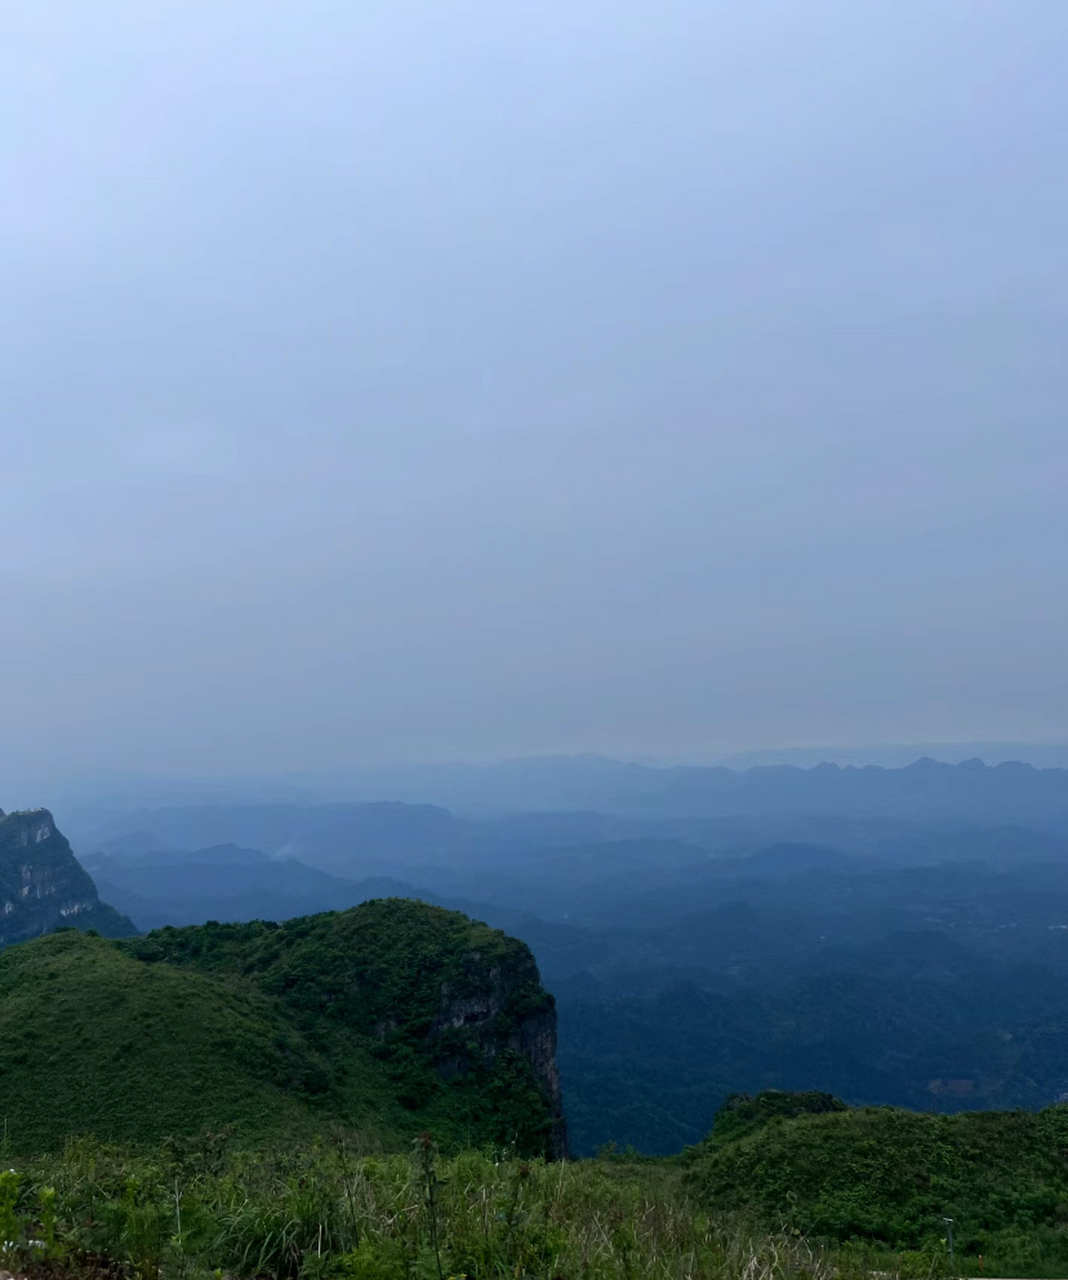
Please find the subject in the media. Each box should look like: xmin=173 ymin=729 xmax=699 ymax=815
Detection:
xmin=686 ymin=1091 xmax=1068 ymax=1272
xmin=0 ymin=900 xmax=566 ymax=1158
xmin=0 ymin=929 xmax=326 ymax=1150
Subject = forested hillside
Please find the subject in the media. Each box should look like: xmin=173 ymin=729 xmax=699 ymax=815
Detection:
xmin=686 ymin=1091 xmax=1068 ymax=1275
xmin=0 ymin=899 xmax=565 ymax=1158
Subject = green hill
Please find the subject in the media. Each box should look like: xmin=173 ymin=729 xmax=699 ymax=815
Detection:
xmin=0 ymin=899 xmax=566 ymax=1158
xmin=685 ymin=1090 xmax=1068 ymax=1274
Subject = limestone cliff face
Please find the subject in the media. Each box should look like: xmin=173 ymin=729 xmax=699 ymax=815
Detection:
xmin=430 ymin=954 xmax=569 ymax=1159
xmin=516 ymin=1001 xmax=567 ymax=1159
xmin=0 ymin=809 xmax=138 ymax=948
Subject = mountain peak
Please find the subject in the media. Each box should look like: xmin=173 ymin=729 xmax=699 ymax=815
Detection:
xmin=0 ymin=808 xmax=136 ymax=947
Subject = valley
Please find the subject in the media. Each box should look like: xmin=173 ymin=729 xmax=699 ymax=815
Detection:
xmin=39 ymin=757 xmax=1068 ymax=1155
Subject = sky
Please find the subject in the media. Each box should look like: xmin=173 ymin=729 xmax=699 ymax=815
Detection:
xmin=3 ymin=0 xmax=1068 ymax=787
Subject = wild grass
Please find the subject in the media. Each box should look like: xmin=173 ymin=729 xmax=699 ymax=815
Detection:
xmin=686 ymin=1100 xmax=1068 ymax=1278
xmin=0 ymin=1133 xmax=924 ymax=1280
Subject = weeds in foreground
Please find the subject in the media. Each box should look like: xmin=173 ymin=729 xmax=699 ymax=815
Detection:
xmin=0 ymin=1135 xmax=960 ymax=1280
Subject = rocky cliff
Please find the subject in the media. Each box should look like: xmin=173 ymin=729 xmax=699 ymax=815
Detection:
xmin=422 ymin=917 xmax=568 ymax=1158
xmin=122 ymin=898 xmax=569 ymax=1157
xmin=0 ymin=898 xmax=566 ymax=1156
xmin=0 ymin=808 xmax=137 ymax=947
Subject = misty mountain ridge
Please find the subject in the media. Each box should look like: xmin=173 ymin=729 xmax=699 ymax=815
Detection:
xmin=84 ymin=845 xmax=436 ymax=933
xmin=60 ymin=757 xmax=1068 ymax=855
xmin=718 ymin=741 xmax=1068 ymax=770
xmin=48 ymin=748 xmax=1068 ymax=830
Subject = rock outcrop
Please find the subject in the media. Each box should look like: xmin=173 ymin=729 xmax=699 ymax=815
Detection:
xmin=0 ymin=808 xmax=137 ymax=947
xmin=429 ymin=946 xmax=568 ymax=1158
xmin=517 ymin=999 xmax=567 ymax=1159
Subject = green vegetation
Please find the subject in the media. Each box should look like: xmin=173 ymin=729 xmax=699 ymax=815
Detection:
xmin=686 ymin=1091 xmax=1068 ymax=1276
xmin=700 ymin=1090 xmax=847 ymax=1145
xmin=0 ymin=929 xmax=322 ymax=1150
xmin=0 ymin=1136 xmax=885 ymax=1280
xmin=0 ymin=901 xmax=563 ymax=1159
xmin=8 ymin=890 xmax=1068 ymax=1277
xmin=9 ymin=1091 xmax=1068 ymax=1280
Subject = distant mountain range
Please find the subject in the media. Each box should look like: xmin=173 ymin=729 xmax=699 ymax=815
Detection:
xmin=40 ymin=745 xmax=1068 ymax=825
xmin=51 ymin=755 xmax=1068 ymax=845
xmin=50 ymin=764 xmax=1068 ymax=1155
xmin=716 ymin=741 xmax=1068 ymax=769
xmin=85 ymin=840 xmax=438 ymax=932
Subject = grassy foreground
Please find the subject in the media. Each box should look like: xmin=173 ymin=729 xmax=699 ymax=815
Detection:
xmin=0 ymin=1135 xmax=948 ymax=1280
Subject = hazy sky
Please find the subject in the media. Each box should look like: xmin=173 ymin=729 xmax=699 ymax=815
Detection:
xmin=3 ymin=0 xmax=1067 ymax=784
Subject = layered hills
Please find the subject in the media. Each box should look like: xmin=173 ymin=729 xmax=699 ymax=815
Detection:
xmin=61 ymin=768 xmax=1068 ymax=1156
xmin=75 ymin=756 xmax=1068 ymax=830
xmin=84 ymin=841 xmax=429 ymax=932
xmin=6 ymin=786 xmax=1068 ymax=1274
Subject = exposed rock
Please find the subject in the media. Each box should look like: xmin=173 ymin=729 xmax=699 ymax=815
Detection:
xmin=121 ymin=898 xmax=568 ymax=1158
xmin=517 ymin=1001 xmax=567 ymax=1159
xmin=431 ymin=961 xmax=568 ymax=1158
xmin=0 ymin=809 xmax=137 ymax=947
